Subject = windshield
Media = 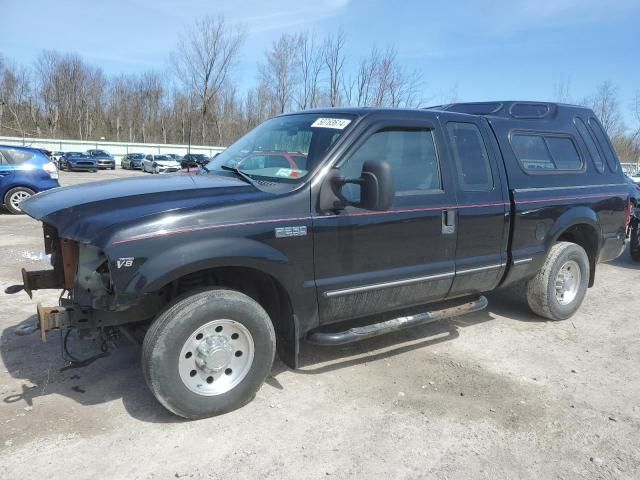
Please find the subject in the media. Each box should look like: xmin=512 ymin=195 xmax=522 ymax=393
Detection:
xmin=131 ymin=153 xmax=145 ymax=159
xmin=67 ymin=152 xmax=83 ymax=157
xmin=207 ymin=113 xmax=355 ymax=183
xmin=155 ymin=155 xmax=170 ymax=161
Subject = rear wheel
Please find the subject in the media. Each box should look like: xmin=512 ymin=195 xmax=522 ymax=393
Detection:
xmin=4 ymin=187 xmax=35 ymax=214
xmin=142 ymin=289 xmax=276 ymax=419
xmin=630 ymin=220 xmax=640 ymax=261
xmin=526 ymin=242 xmax=589 ymax=321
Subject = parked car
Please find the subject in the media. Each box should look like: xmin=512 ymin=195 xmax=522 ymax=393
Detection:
xmin=181 ymin=153 xmax=209 ymax=169
xmin=141 ymin=154 xmax=181 ymax=174
xmin=625 ymin=175 xmax=640 ymax=206
xmin=10 ymin=102 xmax=629 ymax=419
xmin=51 ymin=151 xmax=65 ymax=168
xmin=121 ymin=153 xmax=145 ymax=170
xmin=86 ymin=149 xmax=115 ymax=170
xmin=59 ymin=152 xmax=98 ymax=172
xmin=630 ymin=172 xmax=640 ymax=184
xmin=0 ymin=145 xmax=59 ymax=214
xmin=34 ymin=148 xmax=52 ymax=160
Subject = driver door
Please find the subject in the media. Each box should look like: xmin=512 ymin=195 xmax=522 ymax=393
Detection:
xmin=312 ymin=116 xmax=458 ymax=325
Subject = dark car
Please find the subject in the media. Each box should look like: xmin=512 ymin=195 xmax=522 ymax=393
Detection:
xmin=11 ymin=102 xmax=629 ymax=419
xmin=121 ymin=153 xmax=145 ymax=170
xmin=59 ymin=152 xmax=98 ymax=172
xmin=86 ymin=149 xmax=115 ymax=170
xmin=166 ymin=154 xmax=183 ymax=162
xmin=0 ymin=145 xmax=59 ymax=214
xmin=624 ymin=175 xmax=640 ymax=206
xmin=181 ymin=153 xmax=209 ymax=169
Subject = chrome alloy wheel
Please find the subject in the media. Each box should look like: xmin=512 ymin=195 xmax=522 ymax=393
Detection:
xmin=555 ymin=259 xmax=581 ymax=305
xmin=9 ymin=190 xmax=32 ymax=212
xmin=178 ymin=319 xmax=255 ymax=396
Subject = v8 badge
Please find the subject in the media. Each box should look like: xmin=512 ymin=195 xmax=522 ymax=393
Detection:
xmin=116 ymin=257 xmax=134 ymax=269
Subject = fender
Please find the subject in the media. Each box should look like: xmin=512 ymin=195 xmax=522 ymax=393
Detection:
xmin=546 ymin=206 xmax=602 ymax=253
xmin=546 ymin=206 xmax=602 ymax=286
xmin=109 ymin=235 xmax=317 ymax=328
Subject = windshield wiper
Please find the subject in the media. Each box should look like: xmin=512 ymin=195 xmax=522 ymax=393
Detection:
xmin=220 ymin=164 xmax=255 ymax=186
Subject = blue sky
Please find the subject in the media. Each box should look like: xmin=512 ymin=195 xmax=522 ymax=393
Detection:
xmin=1 ymin=0 xmax=639 ymax=124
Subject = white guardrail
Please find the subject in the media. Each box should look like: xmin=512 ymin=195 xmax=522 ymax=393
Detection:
xmin=0 ymin=136 xmax=225 ymax=161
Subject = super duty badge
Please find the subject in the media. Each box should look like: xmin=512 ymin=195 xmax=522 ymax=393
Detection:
xmin=275 ymin=226 xmax=307 ymax=238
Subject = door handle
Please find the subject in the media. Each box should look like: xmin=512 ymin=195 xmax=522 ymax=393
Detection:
xmin=441 ymin=209 xmax=456 ymax=234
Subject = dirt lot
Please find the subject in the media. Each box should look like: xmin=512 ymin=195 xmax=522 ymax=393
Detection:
xmin=1 ymin=168 xmax=639 ymax=479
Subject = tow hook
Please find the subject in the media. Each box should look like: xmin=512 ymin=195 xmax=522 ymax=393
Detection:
xmin=4 ymin=284 xmax=25 ymax=295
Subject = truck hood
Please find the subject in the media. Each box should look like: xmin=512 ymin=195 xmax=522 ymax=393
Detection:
xmin=21 ymin=174 xmax=264 ymax=244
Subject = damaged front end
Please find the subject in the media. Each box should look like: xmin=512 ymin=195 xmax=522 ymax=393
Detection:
xmin=7 ymin=224 xmax=161 ymax=342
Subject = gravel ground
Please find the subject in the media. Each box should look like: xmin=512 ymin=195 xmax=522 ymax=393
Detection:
xmin=0 ymin=168 xmax=639 ymax=479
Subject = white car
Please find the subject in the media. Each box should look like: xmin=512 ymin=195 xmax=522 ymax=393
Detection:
xmin=51 ymin=151 xmax=65 ymax=168
xmin=631 ymin=173 xmax=640 ymax=184
xmin=141 ymin=154 xmax=181 ymax=174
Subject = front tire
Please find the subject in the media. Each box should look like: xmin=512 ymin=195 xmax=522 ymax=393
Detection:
xmin=4 ymin=187 xmax=35 ymax=214
xmin=526 ymin=242 xmax=589 ymax=321
xmin=142 ymin=289 xmax=276 ymax=419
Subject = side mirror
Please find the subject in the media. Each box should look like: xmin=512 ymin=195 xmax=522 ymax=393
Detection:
xmin=358 ymin=160 xmax=395 ymax=211
xmin=319 ymin=160 xmax=394 ymax=212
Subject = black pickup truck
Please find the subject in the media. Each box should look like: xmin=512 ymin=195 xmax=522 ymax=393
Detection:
xmin=7 ymin=101 xmax=629 ymax=418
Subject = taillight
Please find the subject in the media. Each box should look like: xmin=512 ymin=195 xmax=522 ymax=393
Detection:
xmin=43 ymin=161 xmax=59 ymax=180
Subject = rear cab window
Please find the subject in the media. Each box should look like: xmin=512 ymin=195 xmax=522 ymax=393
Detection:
xmin=510 ymin=133 xmax=583 ymax=173
xmin=447 ymin=122 xmax=493 ymax=191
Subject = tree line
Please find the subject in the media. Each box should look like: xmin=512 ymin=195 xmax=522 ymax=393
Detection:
xmin=0 ymin=15 xmax=638 ymax=164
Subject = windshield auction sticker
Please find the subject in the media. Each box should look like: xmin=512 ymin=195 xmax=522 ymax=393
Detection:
xmin=311 ymin=118 xmax=351 ymax=130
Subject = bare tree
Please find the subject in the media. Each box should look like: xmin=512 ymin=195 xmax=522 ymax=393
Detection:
xmin=584 ymin=81 xmax=624 ymax=137
xmin=171 ymin=15 xmax=245 ymax=145
xmin=259 ymin=33 xmax=302 ymax=114
xmin=296 ymin=31 xmax=324 ymax=110
xmin=323 ymin=28 xmax=347 ymax=107
xmin=354 ymin=45 xmax=422 ymax=108
xmin=553 ymin=78 xmax=572 ymax=104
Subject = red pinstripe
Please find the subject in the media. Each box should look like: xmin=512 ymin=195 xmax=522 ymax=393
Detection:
xmin=111 ymin=191 xmax=627 ymax=245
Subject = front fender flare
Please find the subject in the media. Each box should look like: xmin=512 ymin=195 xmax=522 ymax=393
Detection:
xmin=121 ymin=236 xmax=293 ymax=296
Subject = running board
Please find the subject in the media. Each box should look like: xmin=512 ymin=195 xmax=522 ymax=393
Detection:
xmin=307 ymin=296 xmax=488 ymax=346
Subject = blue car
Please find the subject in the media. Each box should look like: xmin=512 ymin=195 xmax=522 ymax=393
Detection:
xmin=59 ymin=152 xmax=98 ymax=172
xmin=0 ymin=145 xmax=60 ymax=214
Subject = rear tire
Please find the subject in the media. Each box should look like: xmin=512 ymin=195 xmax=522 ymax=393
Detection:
xmin=630 ymin=221 xmax=640 ymax=261
xmin=4 ymin=187 xmax=35 ymax=214
xmin=142 ymin=289 xmax=276 ymax=419
xmin=526 ymin=242 xmax=589 ymax=321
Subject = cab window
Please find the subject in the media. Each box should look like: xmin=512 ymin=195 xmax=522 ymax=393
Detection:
xmin=339 ymin=128 xmax=441 ymax=202
xmin=447 ymin=122 xmax=493 ymax=191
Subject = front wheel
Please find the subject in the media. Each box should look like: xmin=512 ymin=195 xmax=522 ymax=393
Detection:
xmin=526 ymin=242 xmax=589 ymax=321
xmin=142 ymin=289 xmax=276 ymax=419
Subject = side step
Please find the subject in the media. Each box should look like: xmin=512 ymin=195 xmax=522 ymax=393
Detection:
xmin=307 ymin=296 xmax=488 ymax=346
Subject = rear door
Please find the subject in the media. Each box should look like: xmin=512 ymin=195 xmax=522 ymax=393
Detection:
xmin=312 ymin=114 xmax=459 ymax=324
xmin=439 ymin=115 xmax=510 ymax=296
